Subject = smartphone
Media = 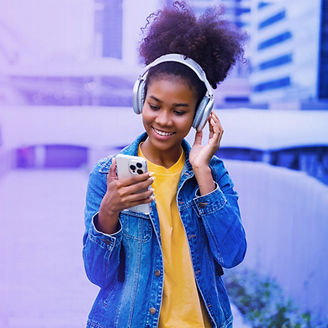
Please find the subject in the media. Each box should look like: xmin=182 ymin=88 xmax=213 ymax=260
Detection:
xmin=115 ymin=154 xmax=151 ymax=214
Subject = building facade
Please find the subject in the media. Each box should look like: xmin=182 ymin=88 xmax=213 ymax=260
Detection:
xmin=248 ymin=0 xmax=323 ymax=105
xmin=318 ymin=0 xmax=328 ymax=99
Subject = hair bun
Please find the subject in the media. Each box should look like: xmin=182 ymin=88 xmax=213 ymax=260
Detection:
xmin=139 ymin=1 xmax=246 ymax=88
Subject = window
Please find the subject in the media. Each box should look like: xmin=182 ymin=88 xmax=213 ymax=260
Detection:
xmin=224 ymin=96 xmax=250 ymax=103
xmin=258 ymin=31 xmax=292 ymax=50
xmin=235 ymin=7 xmax=251 ymax=16
xmin=258 ymin=11 xmax=286 ymax=29
xmin=258 ymin=54 xmax=292 ymax=70
xmin=254 ymin=76 xmax=291 ymax=92
xmin=258 ymin=2 xmax=271 ymax=9
xmin=102 ymin=0 xmax=123 ymax=59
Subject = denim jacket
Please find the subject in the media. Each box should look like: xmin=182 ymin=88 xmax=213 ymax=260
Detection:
xmin=83 ymin=133 xmax=246 ymax=328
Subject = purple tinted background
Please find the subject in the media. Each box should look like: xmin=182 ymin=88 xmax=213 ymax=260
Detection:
xmin=0 ymin=1 xmax=327 ymax=327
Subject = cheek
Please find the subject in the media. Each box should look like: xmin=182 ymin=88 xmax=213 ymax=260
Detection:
xmin=178 ymin=117 xmax=194 ymax=134
xmin=142 ymin=107 xmax=150 ymax=120
xmin=185 ymin=111 xmax=195 ymax=126
xmin=141 ymin=108 xmax=152 ymax=130
xmin=141 ymin=112 xmax=148 ymax=128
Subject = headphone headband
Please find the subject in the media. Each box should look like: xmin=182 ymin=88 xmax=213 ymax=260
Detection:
xmin=140 ymin=53 xmax=214 ymax=97
xmin=132 ymin=53 xmax=215 ymax=131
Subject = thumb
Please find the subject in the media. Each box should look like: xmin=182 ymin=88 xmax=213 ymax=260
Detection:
xmin=107 ymin=157 xmax=118 ymax=183
xmin=193 ymin=130 xmax=203 ymax=146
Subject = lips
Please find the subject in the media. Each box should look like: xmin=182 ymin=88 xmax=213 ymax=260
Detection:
xmin=152 ymin=127 xmax=175 ymax=137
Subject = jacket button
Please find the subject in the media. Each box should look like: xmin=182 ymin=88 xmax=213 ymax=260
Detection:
xmin=154 ymin=269 xmax=161 ymax=277
xmin=198 ymin=202 xmax=208 ymax=208
xmin=149 ymin=307 xmax=156 ymax=314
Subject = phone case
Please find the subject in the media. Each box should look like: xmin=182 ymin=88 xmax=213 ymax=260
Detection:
xmin=115 ymin=154 xmax=151 ymax=214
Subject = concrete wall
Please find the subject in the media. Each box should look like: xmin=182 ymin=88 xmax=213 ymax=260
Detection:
xmin=225 ymin=159 xmax=328 ymax=320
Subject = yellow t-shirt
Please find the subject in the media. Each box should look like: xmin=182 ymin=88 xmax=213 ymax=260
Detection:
xmin=139 ymin=145 xmax=211 ymax=328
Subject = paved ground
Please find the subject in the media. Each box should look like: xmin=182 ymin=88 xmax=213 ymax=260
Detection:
xmin=0 ymin=168 xmax=249 ymax=328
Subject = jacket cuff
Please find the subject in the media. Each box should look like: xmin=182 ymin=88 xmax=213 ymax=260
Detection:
xmin=193 ymin=183 xmax=227 ymax=215
xmin=88 ymin=212 xmax=122 ymax=250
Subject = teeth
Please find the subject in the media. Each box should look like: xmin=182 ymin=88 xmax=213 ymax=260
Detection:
xmin=153 ymin=128 xmax=174 ymax=136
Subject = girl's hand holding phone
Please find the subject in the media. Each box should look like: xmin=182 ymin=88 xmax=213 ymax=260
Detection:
xmin=96 ymin=158 xmax=154 ymax=234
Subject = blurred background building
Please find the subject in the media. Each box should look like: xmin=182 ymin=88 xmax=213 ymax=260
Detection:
xmin=248 ymin=0 xmax=328 ymax=108
xmin=1 ymin=0 xmax=327 ymax=107
xmin=1 ymin=0 xmax=327 ymax=182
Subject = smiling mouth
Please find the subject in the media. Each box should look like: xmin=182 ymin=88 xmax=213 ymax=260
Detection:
xmin=152 ymin=127 xmax=175 ymax=136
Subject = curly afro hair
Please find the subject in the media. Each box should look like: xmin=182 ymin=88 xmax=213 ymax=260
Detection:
xmin=139 ymin=1 xmax=246 ymax=91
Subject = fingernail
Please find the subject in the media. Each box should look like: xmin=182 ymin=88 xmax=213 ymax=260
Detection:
xmin=150 ymin=195 xmax=155 ymax=201
xmin=149 ymin=172 xmax=155 ymax=177
xmin=149 ymin=176 xmax=155 ymax=181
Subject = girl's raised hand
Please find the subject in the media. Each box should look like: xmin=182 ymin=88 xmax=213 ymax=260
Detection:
xmin=189 ymin=111 xmax=224 ymax=169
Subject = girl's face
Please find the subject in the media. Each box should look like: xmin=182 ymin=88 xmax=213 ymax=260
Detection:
xmin=142 ymin=75 xmax=198 ymax=155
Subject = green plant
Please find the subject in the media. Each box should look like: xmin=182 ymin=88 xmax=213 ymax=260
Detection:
xmin=224 ymin=268 xmax=328 ymax=328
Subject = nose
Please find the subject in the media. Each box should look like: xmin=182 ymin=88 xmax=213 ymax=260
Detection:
xmin=155 ymin=109 xmax=172 ymax=127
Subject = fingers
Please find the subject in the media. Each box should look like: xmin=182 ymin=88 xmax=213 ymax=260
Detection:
xmin=118 ymin=171 xmax=153 ymax=187
xmin=122 ymin=175 xmax=154 ymax=195
xmin=208 ymin=112 xmax=224 ymax=145
xmin=122 ymin=188 xmax=154 ymax=205
xmin=104 ymin=175 xmax=154 ymax=213
xmin=109 ymin=170 xmax=154 ymax=204
xmin=115 ymin=178 xmax=154 ymax=209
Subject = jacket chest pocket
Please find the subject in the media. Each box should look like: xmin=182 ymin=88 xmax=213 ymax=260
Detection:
xmin=119 ymin=211 xmax=152 ymax=242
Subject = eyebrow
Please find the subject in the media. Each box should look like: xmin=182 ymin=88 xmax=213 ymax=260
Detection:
xmin=149 ymin=95 xmax=190 ymax=107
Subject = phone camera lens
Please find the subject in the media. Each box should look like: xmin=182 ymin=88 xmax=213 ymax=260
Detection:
xmin=137 ymin=169 xmax=143 ymax=175
xmin=136 ymin=162 xmax=142 ymax=168
xmin=130 ymin=165 xmax=136 ymax=171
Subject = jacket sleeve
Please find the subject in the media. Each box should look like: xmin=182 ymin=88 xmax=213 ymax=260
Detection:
xmin=193 ymin=157 xmax=246 ymax=268
xmin=82 ymin=159 xmax=123 ymax=288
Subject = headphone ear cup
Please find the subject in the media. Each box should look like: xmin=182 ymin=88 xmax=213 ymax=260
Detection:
xmin=193 ymin=96 xmax=209 ymax=130
xmin=137 ymin=80 xmax=146 ymax=113
xmin=192 ymin=96 xmax=214 ymax=131
xmin=132 ymin=79 xmax=146 ymax=114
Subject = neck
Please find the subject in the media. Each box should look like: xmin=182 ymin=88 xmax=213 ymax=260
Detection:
xmin=141 ymin=139 xmax=182 ymax=168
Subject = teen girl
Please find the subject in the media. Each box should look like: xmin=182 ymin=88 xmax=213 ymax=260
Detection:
xmin=83 ymin=2 xmax=246 ymax=327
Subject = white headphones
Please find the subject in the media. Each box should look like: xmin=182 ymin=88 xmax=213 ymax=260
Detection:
xmin=132 ymin=53 xmax=214 ymax=131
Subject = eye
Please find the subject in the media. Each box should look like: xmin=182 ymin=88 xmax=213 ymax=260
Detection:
xmin=173 ymin=110 xmax=186 ymax=116
xmin=149 ymin=104 xmax=160 ymax=111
